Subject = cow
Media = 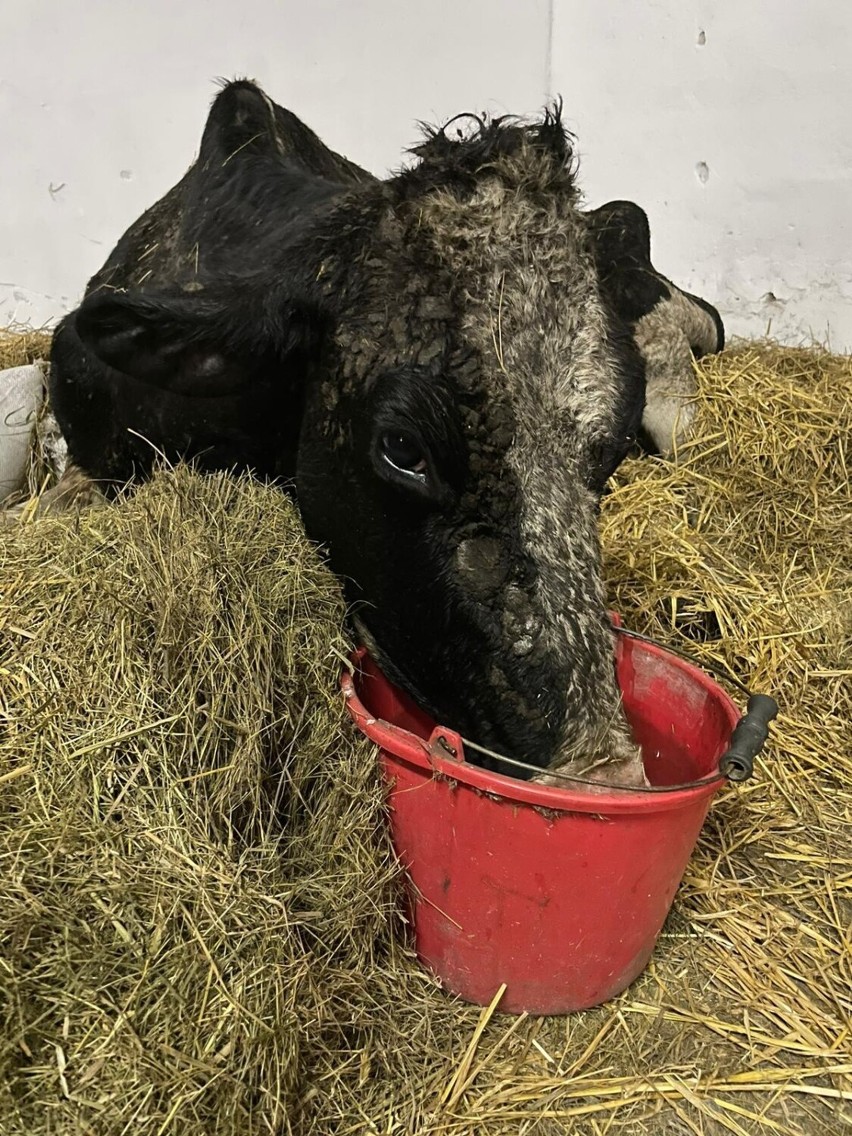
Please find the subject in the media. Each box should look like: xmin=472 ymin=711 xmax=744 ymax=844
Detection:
xmin=43 ymin=79 xmax=724 ymax=788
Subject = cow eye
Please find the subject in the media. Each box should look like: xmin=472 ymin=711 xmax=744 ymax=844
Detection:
xmin=381 ymin=432 xmax=428 ymax=479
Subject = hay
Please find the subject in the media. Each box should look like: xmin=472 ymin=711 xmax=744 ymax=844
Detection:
xmin=0 ymin=466 xmax=453 ymax=1134
xmin=0 ymin=326 xmax=52 ymax=372
xmin=1 ymin=337 xmax=850 ymax=1135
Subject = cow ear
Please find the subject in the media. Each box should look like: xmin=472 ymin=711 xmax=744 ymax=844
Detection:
xmin=201 ymin=80 xmax=280 ymax=165
xmin=75 ymin=287 xmax=320 ymax=398
xmin=585 ymin=201 xmax=670 ymax=325
xmin=586 ymin=200 xmax=652 ymax=268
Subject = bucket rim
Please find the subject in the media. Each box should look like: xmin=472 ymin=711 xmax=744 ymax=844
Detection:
xmin=342 ymin=636 xmax=741 ymax=816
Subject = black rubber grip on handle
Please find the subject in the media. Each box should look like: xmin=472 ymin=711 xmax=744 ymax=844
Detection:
xmin=720 ymin=694 xmax=779 ymax=781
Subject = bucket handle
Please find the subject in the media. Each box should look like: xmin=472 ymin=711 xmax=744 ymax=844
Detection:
xmin=718 ymin=694 xmax=779 ymax=782
xmin=614 ymin=626 xmax=778 ymax=782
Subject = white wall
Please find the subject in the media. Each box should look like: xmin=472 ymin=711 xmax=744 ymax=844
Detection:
xmin=1 ymin=1 xmax=850 ymax=348
xmin=553 ymin=1 xmax=852 ymax=348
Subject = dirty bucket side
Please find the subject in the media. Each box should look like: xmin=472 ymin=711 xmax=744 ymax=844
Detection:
xmin=345 ymin=638 xmax=740 ymax=1015
xmin=380 ymin=747 xmax=719 ymax=1014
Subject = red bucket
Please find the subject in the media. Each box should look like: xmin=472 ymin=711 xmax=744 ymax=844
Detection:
xmin=343 ymin=629 xmax=743 ymax=1014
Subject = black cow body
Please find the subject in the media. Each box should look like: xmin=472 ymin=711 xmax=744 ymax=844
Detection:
xmin=49 ymin=80 xmax=724 ymax=786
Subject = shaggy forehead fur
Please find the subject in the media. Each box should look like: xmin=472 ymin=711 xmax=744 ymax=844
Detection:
xmin=417 ymin=163 xmax=621 ymax=454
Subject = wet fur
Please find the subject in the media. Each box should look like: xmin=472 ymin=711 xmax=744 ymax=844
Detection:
xmin=414 ymin=168 xmax=642 ymax=765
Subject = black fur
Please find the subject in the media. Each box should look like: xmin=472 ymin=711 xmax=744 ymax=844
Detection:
xmin=408 ymin=101 xmax=575 ymax=191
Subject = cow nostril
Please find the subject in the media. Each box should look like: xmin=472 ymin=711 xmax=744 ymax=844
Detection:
xmin=456 ymin=536 xmax=509 ymax=601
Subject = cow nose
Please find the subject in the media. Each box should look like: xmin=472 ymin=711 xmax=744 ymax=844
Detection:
xmin=455 ymin=536 xmax=509 ymax=603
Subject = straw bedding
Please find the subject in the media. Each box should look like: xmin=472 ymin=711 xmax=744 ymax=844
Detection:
xmin=1 ymin=330 xmax=849 ymax=1135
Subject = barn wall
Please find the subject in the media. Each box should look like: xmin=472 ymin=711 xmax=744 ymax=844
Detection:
xmin=552 ymin=0 xmax=852 ymax=348
xmin=1 ymin=0 xmax=849 ymax=348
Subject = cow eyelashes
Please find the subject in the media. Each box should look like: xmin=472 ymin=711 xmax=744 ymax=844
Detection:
xmin=380 ymin=431 xmax=429 ymax=483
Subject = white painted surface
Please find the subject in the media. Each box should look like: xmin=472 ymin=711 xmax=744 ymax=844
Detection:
xmin=1 ymin=0 xmax=849 ymax=348
xmin=552 ymin=1 xmax=852 ymax=348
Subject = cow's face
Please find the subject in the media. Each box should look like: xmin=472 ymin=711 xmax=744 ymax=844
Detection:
xmin=74 ymin=118 xmax=646 ymax=784
xmin=295 ymin=136 xmax=646 ymax=782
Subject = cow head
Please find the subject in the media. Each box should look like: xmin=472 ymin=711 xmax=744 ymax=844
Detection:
xmin=75 ymin=103 xmax=647 ymax=786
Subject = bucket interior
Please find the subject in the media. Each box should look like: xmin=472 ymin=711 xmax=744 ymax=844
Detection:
xmin=354 ymin=632 xmax=737 ymax=788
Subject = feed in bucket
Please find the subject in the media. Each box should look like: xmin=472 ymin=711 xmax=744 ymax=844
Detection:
xmin=343 ymin=624 xmax=776 ymax=1015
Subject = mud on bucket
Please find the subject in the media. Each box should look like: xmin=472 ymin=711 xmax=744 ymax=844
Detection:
xmin=342 ymin=623 xmax=776 ymax=1015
